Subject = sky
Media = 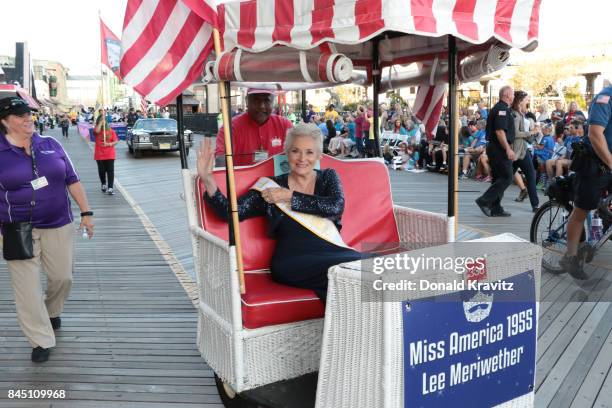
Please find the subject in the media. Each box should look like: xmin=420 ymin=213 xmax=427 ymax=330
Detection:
xmin=0 ymin=0 xmax=610 ymax=76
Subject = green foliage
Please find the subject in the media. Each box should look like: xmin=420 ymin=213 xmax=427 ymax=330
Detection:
xmin=342 ymin=102 xmax=360 ymax=113
xmin=387 ymin=91 xmax=406 ymax=107
xmin=562 ymin=83 xmax=587 ymax=110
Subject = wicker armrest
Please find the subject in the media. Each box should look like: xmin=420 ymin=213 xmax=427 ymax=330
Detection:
xmin=191 ymin=225 xmax=234 ymax=323
xmin=393 ymin=205 xmax=448 ymax=246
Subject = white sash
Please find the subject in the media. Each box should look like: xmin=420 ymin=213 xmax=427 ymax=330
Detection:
xmin=252 ymin=177 xmax=352 ymax=249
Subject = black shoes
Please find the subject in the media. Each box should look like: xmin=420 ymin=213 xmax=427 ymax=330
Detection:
xmin=31 ymin=347 xmax=50 ymax=363
xmin=50 ymin=316 xmax=61 ymax=330
xmin=515 ymin=189 xmax=528 ymax=202
xmin=490 ymin=209 xmax=511 ymax=217
xmin=475 ymin=198 xmax=492 ymax=217
xmin=559 ymin=255 xmax=589 ymax=280
xmin=532 ymin=206 xmax=539 ymax=213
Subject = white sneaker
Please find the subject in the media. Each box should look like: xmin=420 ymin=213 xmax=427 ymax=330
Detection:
xmin=107 ymin=188 xmax=115 ymax=195
xmin=101 ymin=184 xmax=107 ymax=193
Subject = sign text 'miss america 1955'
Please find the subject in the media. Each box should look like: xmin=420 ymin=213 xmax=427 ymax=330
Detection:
xmin=402 ymin=270 xmax=536 ymax=408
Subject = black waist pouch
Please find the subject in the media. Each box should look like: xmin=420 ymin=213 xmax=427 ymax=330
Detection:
xmin=2 ymin=222 xmax=34 ymax=261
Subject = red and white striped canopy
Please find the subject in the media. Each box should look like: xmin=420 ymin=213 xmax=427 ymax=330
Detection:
xmin=119 ymin=0 xmax=540 ymax=106
xmin=219 ymin=0 xmax=541 ymax=59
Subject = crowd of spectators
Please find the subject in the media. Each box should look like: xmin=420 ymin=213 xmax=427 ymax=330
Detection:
xmin=296 ymin=96 xmax=588 ymax=212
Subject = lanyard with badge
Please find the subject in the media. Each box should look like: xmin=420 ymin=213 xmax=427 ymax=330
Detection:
xmin=30 ymin=148 xmax=48 ymax=191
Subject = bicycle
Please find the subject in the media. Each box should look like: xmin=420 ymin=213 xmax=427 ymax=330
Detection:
xmin=529 ymin=174 xmax=612 ymax=275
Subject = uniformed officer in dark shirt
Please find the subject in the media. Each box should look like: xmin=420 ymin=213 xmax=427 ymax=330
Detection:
xmin=560 ymin=83 xmax=612 ymax=279
xmin=475 ymin=86 xmax=516 ymax=216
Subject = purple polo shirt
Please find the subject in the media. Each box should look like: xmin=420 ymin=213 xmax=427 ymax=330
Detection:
xmin=0 ymin=133 xmax=80 ymax=228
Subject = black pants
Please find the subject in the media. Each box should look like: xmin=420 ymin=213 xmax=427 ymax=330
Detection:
xmin=418 ymin=140 xmax=431 ymax=168
xmin=477 ymin=145 xmax=513 ymax=212
xmin=96 ymin=160 xmax=115 ymax=189
xmin=61 ymin=126 xmax=69 ymax=137
xmin=513 ymin=150 xmax=539 ymax=208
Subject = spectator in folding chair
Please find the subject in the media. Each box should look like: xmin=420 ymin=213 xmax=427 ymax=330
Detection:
xmin=532 ymin=122 xmax=555 ymax=187
xmin=544 ymin=133 xmax=567 ymax=183
xmin=328 ymin=126 xmax=346 ymax=156
xmin=460 ymin=120 xmax=487 ymax=179
xmin=551 ymin=101 xmax=565 ymax=124
xmin=391 ymin=118 xmax=408 ymax=136
xmin=322 ymin=120 xmax=336 ymax=153
xmin=562 ymin=101 xmax=586 ymax=125
xmin=426 ymin=120 xmax=449 ymax=172
xmin=554 ymin=120 xmax=584 ymax=177
xmin=404 ymin=119 xmax=419 ymax=145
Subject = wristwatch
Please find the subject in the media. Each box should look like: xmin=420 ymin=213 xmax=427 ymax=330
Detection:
xmin=80 ymin=211 xmax=94 ymax=217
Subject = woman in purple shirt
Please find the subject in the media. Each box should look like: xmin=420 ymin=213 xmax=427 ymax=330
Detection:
xmin=0 ymin=97 xmax=94 ymax=363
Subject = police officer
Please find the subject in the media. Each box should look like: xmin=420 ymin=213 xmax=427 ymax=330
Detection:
xmin=475 ymin=86 xmax=516 ymax=217
xmin=561 ymin=82 xmax=612 ymax=279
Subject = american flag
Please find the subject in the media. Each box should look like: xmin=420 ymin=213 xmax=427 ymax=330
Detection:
xmin=140 ymin=97 xmax=148 ymax=116
xmin=413 ymin=85 xmax=446 ymax=140
xmin=120 ymin=0 xmax=217 ymax=107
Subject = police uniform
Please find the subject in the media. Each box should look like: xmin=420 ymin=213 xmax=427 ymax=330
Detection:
xmin=476 ymin=100 xmax=516 ymax=215
xmin=573 ymin=86 xmax=612 ymax=211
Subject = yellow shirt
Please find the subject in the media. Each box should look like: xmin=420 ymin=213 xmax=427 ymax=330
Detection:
xmin=324 ymin=110 xmax=339 ymax=121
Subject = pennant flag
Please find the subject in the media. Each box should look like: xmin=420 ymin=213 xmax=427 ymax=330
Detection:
xmin=120 ymin=0 xmax=217 ymax=107
xmin=100 ymin=17 xmax=122 ymax=79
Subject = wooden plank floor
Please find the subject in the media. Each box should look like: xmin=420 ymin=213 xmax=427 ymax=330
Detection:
xmin=0 ymin=128 xmax=222 ymax=407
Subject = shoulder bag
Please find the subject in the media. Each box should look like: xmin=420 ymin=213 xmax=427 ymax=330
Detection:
xmin=2 ymin=148 xmax=37 ymax=261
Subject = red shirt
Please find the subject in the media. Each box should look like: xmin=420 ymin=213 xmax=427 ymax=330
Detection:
xmin=216 ymin=113 xmax=292 ymax=166
xmin=93 ymin=128 xmax=118 ymax=160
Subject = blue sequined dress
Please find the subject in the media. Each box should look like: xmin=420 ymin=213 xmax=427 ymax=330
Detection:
xmin=204 ymin=168 xmax=363 ymax=301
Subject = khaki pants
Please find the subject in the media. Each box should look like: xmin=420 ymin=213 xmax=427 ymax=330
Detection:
xmin=5 ymin=223 xmax=74 ymax=348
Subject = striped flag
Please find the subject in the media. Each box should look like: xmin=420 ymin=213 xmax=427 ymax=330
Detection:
xmin=413 ymin=85 xmax=446 ymax=140
xmin=120 ymin=0 xmax=217 ymax=107
xmin=140 ymin=97 xmax=148 ymax=116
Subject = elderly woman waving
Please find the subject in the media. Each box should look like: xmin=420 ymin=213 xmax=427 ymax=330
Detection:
xmin=198 ymin=123 xmax=367 ymax=301
xmin=0 ymin=97 xmax=94 ymax=363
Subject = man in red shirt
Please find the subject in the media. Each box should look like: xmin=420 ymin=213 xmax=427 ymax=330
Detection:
xmin=215 ymin=89 xmax=293 ymax=166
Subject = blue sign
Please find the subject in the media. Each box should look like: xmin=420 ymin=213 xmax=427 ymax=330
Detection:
xmin=88 ymin=125 xmax=127 ymax=142
xmin=402 ymin=271 xmax=536 ymax=408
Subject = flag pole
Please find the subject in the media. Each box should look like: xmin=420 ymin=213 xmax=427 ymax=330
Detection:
xmin=212 ymin=28 xmax=245 ymax=294
xmin=99 ymin=11 xmax=107 ymax=145
xmin=101 ymin=66 xmax=107 ymax=145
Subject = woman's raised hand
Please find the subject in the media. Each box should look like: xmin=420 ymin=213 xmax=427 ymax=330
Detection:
xmin=197 ymin=138 xmax=218 ymax=195
xmin=197 ymin=138 xmax=215 ymax=178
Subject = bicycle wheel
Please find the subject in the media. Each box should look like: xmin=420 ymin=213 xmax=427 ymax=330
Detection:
xmin=530 ymin=201 xmax=570 ymax=274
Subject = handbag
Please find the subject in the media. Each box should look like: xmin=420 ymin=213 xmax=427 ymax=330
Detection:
xmin=2 ymin=147 xmax=37 ymax=261
xmin=2 ymin=222 xmax=34 ymax=260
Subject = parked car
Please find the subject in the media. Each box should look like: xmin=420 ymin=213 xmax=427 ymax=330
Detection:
xmin=126 ymin=118 xmax=193 ymax=158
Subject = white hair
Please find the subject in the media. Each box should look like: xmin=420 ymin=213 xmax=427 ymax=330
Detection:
xmin=283 ymin=123 xmax=323 ymax=155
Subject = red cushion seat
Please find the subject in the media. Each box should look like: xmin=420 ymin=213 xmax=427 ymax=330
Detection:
xmin=197 ymin=155 xmax=399 ymax=329
xmin=241 ymin=273 xmax=324 ymax=329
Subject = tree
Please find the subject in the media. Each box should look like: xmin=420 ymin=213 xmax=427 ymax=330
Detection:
xmin=511 ymin=60 xmax=570 ymax=97
xmin=562 ymin=82 xmax=587 ymax=110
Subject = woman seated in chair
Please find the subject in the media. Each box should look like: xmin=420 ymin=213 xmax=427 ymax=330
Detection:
xmin=197 ymin=123 xmax=366 ymax=301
